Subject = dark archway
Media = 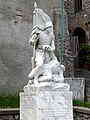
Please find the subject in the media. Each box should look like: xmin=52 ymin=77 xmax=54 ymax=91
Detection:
xmin=72 ymin=27 xmax=86 ymax=44
xmin=71 ymin=27 xmax=86 ymax=69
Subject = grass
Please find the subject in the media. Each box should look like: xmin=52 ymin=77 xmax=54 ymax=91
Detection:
xmin=0 ymin=92 xmax=20 ymax=108
xmin=73 ymin=99 xmax=90 ymax=108
xmin=0 ymin=92 xmax=90 ymax=108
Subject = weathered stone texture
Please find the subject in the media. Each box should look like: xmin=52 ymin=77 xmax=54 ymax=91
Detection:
xmin=64 ymin=0 xmax=74 ymax=14
xmin=20 ymin=87 xmax=73 ymax=120
xmin=83 ymin=0 xmax=90 ymax=18
xmin=65 ymin=0 xmax=90 ymax=35
xmin=53 ymin=8 xmax=74 ymax=77
xmin=73 ymin=107 xmax=90 ymax=120
xmin=65 ymin=77 xmax=85 ymax=101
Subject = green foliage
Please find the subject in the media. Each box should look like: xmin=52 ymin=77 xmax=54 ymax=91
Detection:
xmin=79 ymin=43 xmax=90 ymax=64
xmin=0 ymin=93 xmax=90 ymax=109
xmin=73 ymin=99 xmax=90 ymax=108
xmin=0 ymin=92 xmax=19 ymax=108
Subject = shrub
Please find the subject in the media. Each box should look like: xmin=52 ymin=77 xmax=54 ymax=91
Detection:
xmin=79 ymin=43 xmax=90 ymax=65
xmin=0 ymin=92 xmax=19 ymax=108
xmin=73 ymin=99 xmax=90 ymax=108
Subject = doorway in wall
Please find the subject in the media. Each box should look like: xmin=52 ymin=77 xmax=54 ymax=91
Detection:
xmin=72 ymin=27 xmax=86 ymax=44
xmin=71 ymin=27 xmax=86 ymax=68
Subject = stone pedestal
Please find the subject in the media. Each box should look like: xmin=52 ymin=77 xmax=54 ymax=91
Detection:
xmin=20 ymin=84 xmax=73 ymax=120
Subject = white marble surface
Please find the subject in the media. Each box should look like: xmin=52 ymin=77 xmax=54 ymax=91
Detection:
xmin=20 ymin=3 xmax=73 ymax=120
xmin=28 ymin=2 xmax=65 ymax=85
xmin=20 ymin=86 xmax=73 ymax=120
xmin=23 ymin=82 xmax=70 ymax=93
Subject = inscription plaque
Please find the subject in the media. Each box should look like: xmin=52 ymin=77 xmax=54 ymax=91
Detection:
xmin=20 ymin=93 xmax=36 ymax=108
xmin=20 ymin=90 xmax=73 ymax=120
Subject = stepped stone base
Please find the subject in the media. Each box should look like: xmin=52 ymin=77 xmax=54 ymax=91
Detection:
xmin=20 ymin=84 xmax=73 ymax=120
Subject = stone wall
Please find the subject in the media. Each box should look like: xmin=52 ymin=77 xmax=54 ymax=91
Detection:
xmin=83 ymin=0 xmax=90 ymax=18
xmin=64 ymin=0 xmax=89 ymax=15
xmin=64 ymin=0 xmax=74 ymax=15
xmin=73 ymin=106 xmax=90 ymax=120
xmin=64 ymin=0 xmax=90 ymax=35
xmin=53 ymin=8 xmax=74 ymax=77
xmin=0 ymin=108 xmax=19 ymax=120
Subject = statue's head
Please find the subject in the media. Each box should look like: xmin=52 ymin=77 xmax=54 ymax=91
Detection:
xmin=45 ymin=22 xmax=53 ymax=29
xmin=44 ymin=22 xmax=53 ymax=33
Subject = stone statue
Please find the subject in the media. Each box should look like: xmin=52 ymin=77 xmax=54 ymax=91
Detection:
xmin=27 ymin=3 xmax=68 ymax=89
xmin=21 ymin=4 xmax=73 ymax=120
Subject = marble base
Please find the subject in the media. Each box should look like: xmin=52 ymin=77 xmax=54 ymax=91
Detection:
xmin=20 ymin=85 xmax=73 ymax=120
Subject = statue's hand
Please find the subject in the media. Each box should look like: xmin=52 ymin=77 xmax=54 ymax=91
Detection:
xmin=29 ymin=34 xmax=37 ymax=46
xmin=43 ymin=45 xmax=49 ymax=50
xmin=43 ymin=45 xmax=52 ymax=51
xmin=29 ymin=39 xmax=34 ymax=46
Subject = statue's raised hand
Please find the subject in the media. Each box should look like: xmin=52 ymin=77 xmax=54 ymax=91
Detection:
xmin=29 ymin=39 xmax=34 ymax=46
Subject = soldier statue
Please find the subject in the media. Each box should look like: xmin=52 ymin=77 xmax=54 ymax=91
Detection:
xmin=28 ymin=3 xmax=65 ymax=85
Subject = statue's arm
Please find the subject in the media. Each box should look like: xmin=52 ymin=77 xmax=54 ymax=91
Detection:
xmin=29 ymin=33 xmax=38 ymax=46
xmin=50 ymin=35 xmax=55 ymax=51
xmin=46 ymin=35 xmax=55 ymax=51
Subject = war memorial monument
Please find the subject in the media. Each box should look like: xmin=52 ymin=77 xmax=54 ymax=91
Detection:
xmin=20 ymin=3 xmax=73 ymax=120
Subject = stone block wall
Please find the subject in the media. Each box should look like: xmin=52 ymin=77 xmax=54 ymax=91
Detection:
xmin=0 ymin=108 xmax=19 ymax=120
xmin=73 ymin=107 xmax=90 ymax=120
